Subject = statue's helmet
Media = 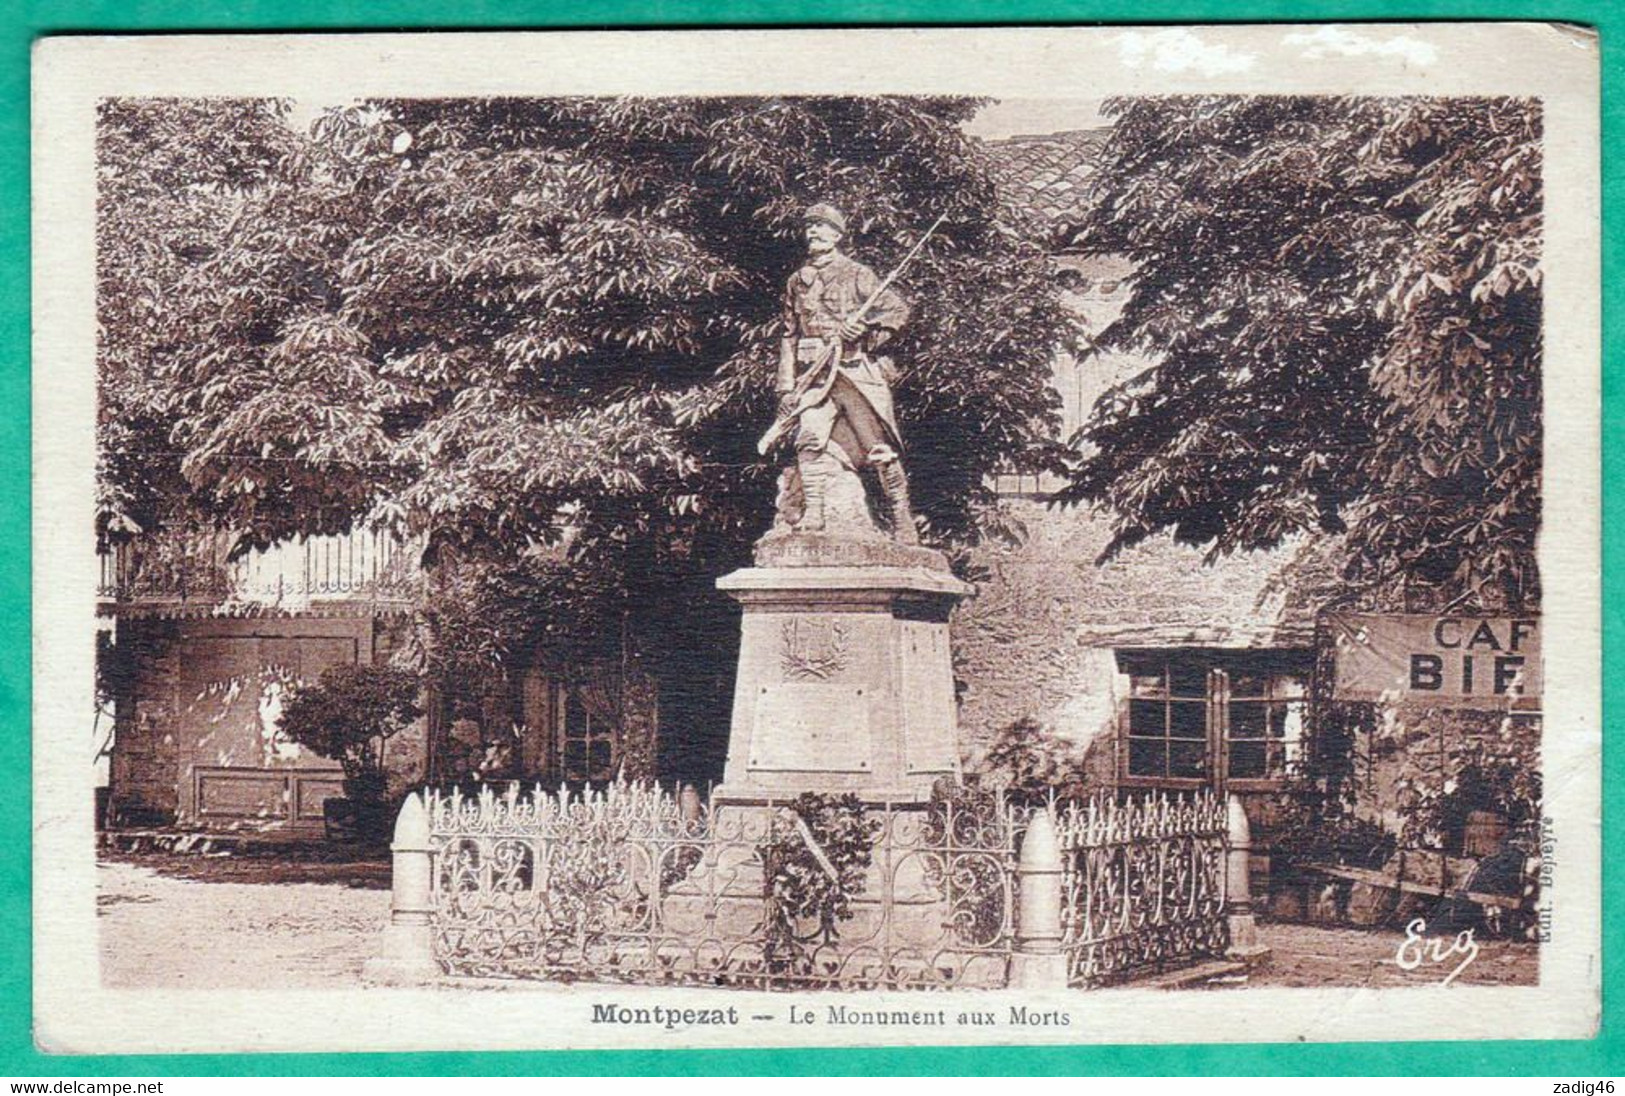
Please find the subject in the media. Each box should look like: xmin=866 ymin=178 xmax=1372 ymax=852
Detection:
xmin=802 ymin=202 xmax=848 ymax=235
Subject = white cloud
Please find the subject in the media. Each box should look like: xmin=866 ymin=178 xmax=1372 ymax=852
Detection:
xmin=1116 ymin=29 xmax=1257 ymax=76
xmin=1283 ymin=26 xmax=1439 ymax=67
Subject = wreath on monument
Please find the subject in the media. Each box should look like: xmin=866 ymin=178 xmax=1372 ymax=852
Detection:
xmin=759 ymin=792 xmax=880 ymax=974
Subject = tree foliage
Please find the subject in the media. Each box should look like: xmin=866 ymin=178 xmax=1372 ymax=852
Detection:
xmin=968 ymin=715 xmax=1091 ymax=804
xmin=96 ymin=98 xmax=299 ymax=546
xmin=1062 ymin=96 xmax=1541 ymax=611
xmin=99 ymin=97 xmax=1075 ymax=700
xmin=102 ymin=97 xmax=1070 ymax=556
xmin=1380 ymin=710 xmax=1542 ymax=848
xmin=278 ymin=664 xmax=424 ymax=801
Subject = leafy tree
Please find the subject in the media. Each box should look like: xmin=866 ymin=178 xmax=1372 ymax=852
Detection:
xmin=967 ymin=715 xmax=1090 ymax=804
xmin=278 ymin=664 xmax=424 ymax=803
xmin=96 ymin=97 xmax=299 ymax=548
xmin=1060 ymin=96 xmax=1541 ymax=612
xmin=144 ymin=97 xmax=1070 ymax=558
xmin=98 ymin=96 xmax=1076 ymax=777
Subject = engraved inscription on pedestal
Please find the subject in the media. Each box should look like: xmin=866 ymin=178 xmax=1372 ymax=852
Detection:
xmin=780 ymin=618 xmax=849 ymax=681
xmin=749 ymin=682 xmax=871 ymax=773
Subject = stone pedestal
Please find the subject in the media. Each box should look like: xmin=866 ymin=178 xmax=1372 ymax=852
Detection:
xmin=657 ymin=797 xmax=1007 ymax=988
xmin=661 ymin=801 xmax=948 ymax=939
xmin=713 ymin=532 xmax=972 ymax=804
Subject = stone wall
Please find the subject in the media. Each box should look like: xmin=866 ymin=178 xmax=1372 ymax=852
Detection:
xmin=953 ymin=500 xmax=1313 ymax=779
xmin=956 ymin=248 xmax=1323 ymax=787
xmin=109 ymin=619 xmax=184 ymax=825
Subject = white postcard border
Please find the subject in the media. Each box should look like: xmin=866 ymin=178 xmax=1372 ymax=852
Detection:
xmin=32 ymin=24 xmax=1601 ymax=1053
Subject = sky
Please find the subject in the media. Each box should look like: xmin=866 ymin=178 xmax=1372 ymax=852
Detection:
xmin=962 ymin=99 xmax=1111 ymax=140
xmin=277 ymin=24 xmax=1468 ymax=139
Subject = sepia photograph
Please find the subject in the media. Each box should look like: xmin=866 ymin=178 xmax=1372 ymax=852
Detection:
xmin=31 ymin=25 xmax=1600 ymax=1054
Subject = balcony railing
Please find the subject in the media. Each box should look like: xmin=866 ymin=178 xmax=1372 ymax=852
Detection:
xmin=98 ymin=528 xmax=418 ymax=616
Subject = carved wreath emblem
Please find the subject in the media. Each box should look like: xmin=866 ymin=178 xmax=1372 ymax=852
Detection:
xmin=780 ymin=618 xmax=849 ymax=681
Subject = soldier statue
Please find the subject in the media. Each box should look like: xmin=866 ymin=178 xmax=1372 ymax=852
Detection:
xmin=761 ymin=202 xmax=922 ymax=545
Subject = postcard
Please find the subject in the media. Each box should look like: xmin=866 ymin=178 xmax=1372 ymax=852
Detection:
xmin=31 ymin=24 xmax=1599 ymax=1052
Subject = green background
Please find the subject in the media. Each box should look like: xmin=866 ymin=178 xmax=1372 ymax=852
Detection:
xmin=7 ymin=0 xmax=1615 ymax=1077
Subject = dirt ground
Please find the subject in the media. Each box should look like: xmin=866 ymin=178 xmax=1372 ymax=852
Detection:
xmin=97 ymin=850 xmax=1539 ymax=991
xmin=97 ymin=854 xmax=390 ymax=989
xmin=1242 ymin=921 xmax=1537 ymax=989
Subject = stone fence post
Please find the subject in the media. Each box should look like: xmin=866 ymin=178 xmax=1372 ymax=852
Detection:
xmin=679 ymin=784 xmax=703 ymax=824
xmin=1224 ymin=793 xmax=1270 ymax=965
xmin=1010 ymin=807 xmax=1067 ymax=990
xmin=362 ymin=792 xmax=441 ymax=985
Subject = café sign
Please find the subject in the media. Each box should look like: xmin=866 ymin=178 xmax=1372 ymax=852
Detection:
xmin=1327 ymin=613 xmax=1541 ymax=708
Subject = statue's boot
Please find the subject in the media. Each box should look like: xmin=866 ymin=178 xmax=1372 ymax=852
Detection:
xmin=878 ymin=460 xmax=920 ymax=545
xmin=795 ymin=454 xmax=828 ymax=533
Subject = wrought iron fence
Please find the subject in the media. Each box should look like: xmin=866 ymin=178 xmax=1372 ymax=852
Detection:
xmin=98 ymin=528 xmax=415 ymax=612
xmin=420 ymin=782 xmax=1233 ymax=991
xmin=426 ymin=782 xmax=1019 ymax=990
xmin=1056 ymin=790 xmax=1229 ymax=986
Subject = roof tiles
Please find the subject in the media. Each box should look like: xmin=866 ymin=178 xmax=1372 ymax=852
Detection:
xmin=984 ymin=128 xmax=1108 ymax=234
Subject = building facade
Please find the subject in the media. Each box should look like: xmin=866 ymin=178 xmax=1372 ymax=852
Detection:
xmin=958 ymin=130 xmax=1337 ymax=867
xmin=100 ymin=527 xmax=673 ymax=828
xmin=100 ymin=530 xmax=420 ymax=828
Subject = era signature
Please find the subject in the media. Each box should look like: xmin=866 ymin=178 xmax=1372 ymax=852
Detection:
xmin=1394 ymin=917 xmax=1480 ymax=986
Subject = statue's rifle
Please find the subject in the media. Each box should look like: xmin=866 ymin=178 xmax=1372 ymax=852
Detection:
xmin=756 ymin=213 xmax=948 ymax=455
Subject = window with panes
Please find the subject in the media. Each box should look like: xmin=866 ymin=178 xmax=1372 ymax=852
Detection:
xmin=558 ymin=684 xmax=618 ymax=785
xmin=1119 ymin=649 xmax=1311 ymax=789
